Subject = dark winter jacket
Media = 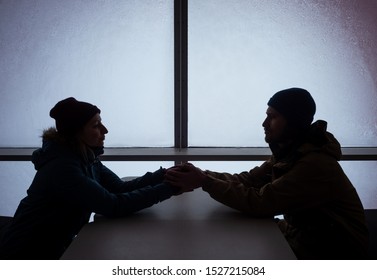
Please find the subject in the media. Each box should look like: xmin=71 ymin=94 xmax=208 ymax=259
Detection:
xmin=202 ymin=120 xmax=369 ymax=259
xmin=0 ymin=138 xmax=175 ymax=259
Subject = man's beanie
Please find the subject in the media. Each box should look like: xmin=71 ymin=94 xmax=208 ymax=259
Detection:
xmin=50 ymin=97 xmax=100 ymax=136
xmin=267 ymin=88 xmax=316 ymax=130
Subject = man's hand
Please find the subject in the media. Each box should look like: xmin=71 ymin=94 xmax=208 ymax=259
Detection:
xmin=164 ymin=163 xmax=207 ymax=192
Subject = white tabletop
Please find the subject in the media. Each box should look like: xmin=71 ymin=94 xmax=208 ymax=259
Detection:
xmin=61 ymin=189 xmax=296 ymax=260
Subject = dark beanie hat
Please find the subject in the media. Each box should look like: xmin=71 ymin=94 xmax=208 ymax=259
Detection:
xmin=50 ymin=97 xmax=100 ymax=136
xmin=267 ymin=88 xmax=316 ymax=130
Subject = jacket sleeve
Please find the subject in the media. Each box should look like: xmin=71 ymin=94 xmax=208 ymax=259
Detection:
xmin=55 ymin=161 xmax=175 ymax=217
xmin=97 ymin=162 xmax=166 ymax=194
xmin=202 ymin=155 xmax=339 ymax=217
xmin=77 ymin=177 xmax=174 ymax=217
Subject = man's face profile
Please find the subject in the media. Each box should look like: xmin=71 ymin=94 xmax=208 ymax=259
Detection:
xmin=262 ymin=106 xmax=288 ymax=144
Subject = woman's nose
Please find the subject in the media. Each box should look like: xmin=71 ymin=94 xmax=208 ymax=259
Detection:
xmin=102 ymin=124 xmax=109 ymax=134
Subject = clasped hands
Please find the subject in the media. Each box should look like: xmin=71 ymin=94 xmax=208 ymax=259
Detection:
xmin=164 ymin=163 xmax=207 ymax=194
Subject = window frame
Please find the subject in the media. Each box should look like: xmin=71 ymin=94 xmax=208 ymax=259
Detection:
xmin=1 ymin=0 xmax=376 ymax=165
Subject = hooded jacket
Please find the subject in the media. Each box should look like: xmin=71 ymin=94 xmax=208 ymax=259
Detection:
xmin=0 ymin=131 xmax=175 ymax=259
xmin=202 ymin=120 xmax=369 ymax=259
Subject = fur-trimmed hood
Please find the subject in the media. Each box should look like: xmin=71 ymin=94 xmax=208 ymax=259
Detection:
xmin=32 ymin=127 xmax=103 ymax=170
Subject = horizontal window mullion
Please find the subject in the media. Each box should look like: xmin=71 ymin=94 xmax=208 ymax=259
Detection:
xmin=1 ymin=147 xmax=377 ymax=161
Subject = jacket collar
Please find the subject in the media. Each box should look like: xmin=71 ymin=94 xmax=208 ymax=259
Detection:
xmin=270 ymin=120 xmax=341 ymax=162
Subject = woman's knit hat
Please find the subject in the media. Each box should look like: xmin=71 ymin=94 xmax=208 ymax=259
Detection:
xmin=50 ymin=97 xmax=100 ymax=136
xmin=267 ymin=88 xmax=316 ymax=130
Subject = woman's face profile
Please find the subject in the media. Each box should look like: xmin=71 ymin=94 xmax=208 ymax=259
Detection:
xmin=79 ymin=113 xmax=108 ymax=147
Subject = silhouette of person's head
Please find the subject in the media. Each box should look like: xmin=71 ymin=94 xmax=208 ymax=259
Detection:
xmin=50 ymin=97 xmax=101 ymax=137
xmin=268 ymin=87 xmax=316 ymax=131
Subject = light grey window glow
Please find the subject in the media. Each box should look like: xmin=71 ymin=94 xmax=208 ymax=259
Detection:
xmin=188 ymin=0 xmax=377 ymax=147
xmin=0 ymin=0 xmax=174 ymax=147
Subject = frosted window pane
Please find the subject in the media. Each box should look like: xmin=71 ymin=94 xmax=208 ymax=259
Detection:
xmin=0 ymin=162 xmax=36 ymax=216
xmin=190 ymin=161 xmax=264 ymax=174
xmin=104 ymin=161 xmax=174 ymax=178
xmin=0 ymin=0 xmax=174 ymax=147
xmin=340 ymin=161 xmax=377 ymax=210
xmin=188 ymin=0 xmax=377 ymax=147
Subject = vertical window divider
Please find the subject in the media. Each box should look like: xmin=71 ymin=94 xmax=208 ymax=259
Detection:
xmin=174 ymin=0 xmax=188 ymax=159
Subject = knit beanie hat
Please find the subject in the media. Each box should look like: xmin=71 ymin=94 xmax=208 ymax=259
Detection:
xmin=267 ymin=88 xmax=316 ymax=130
xmin=50 ymin=97 xmax=100 ymax=136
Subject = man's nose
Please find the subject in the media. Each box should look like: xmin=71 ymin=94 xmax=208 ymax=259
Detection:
xmin=262 ymin=118 xmax=267 ymax=128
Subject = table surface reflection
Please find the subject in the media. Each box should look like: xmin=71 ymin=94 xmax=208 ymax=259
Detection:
xmin=61 ymin=189 xmax=296 ymax=260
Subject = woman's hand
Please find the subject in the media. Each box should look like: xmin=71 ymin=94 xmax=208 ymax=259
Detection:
xmin=164 ymin=163 xmax=207 ymax=192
